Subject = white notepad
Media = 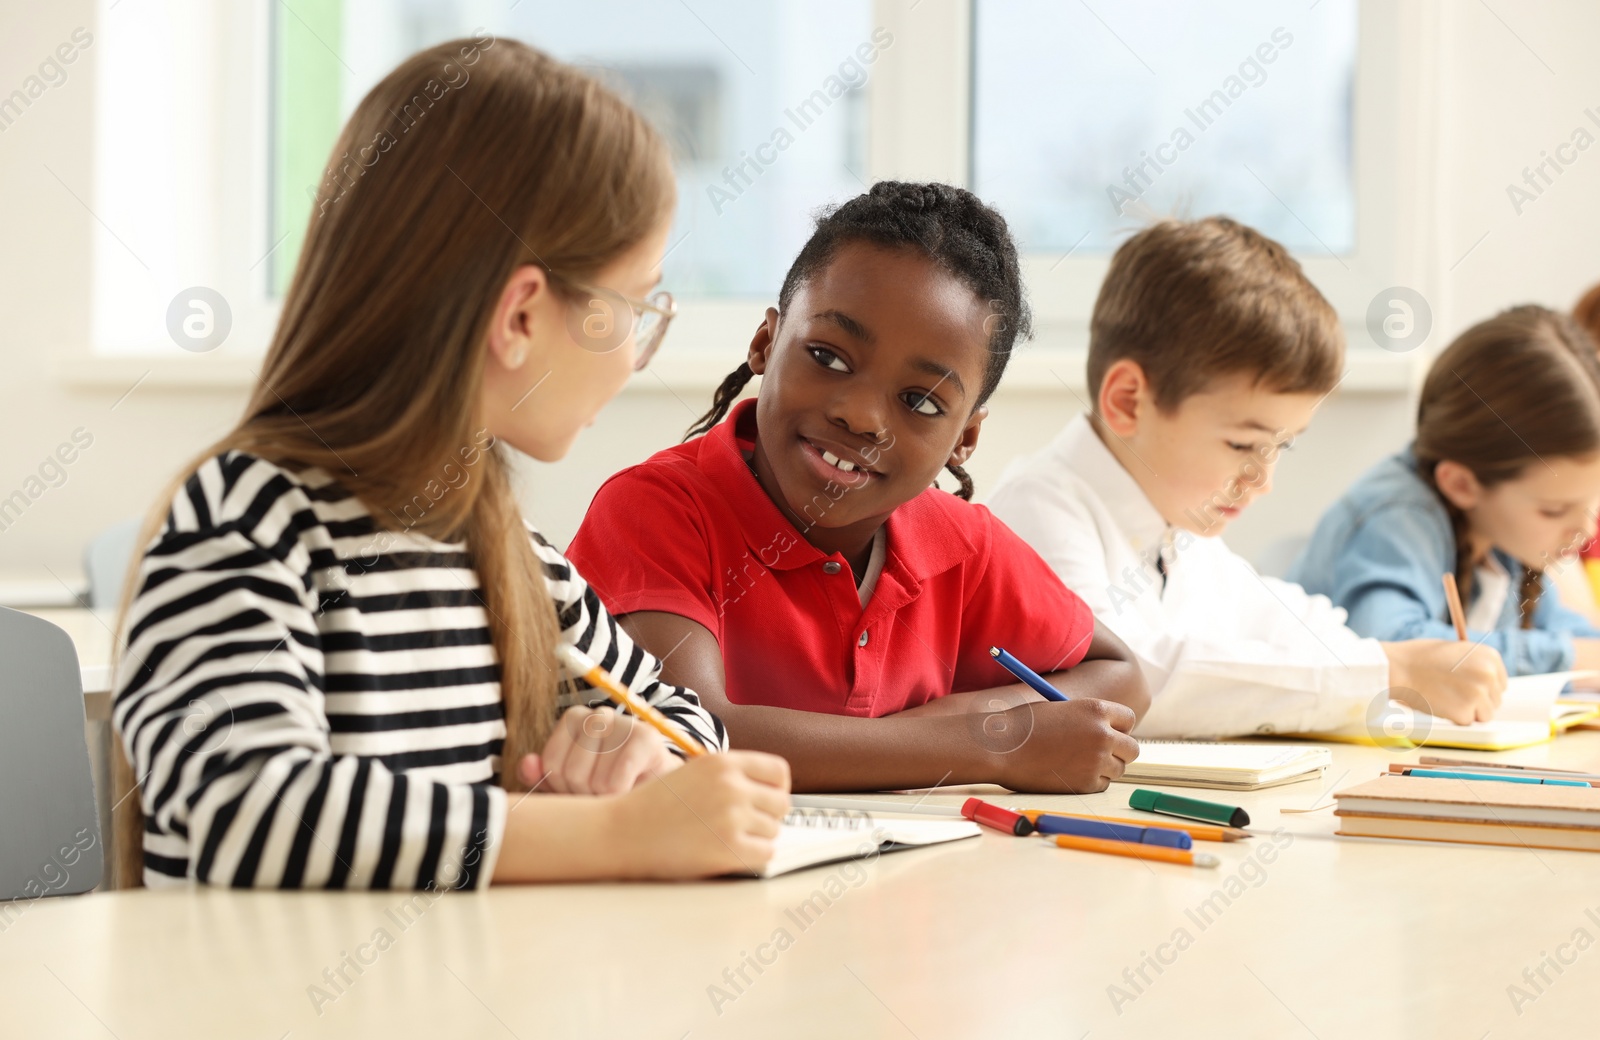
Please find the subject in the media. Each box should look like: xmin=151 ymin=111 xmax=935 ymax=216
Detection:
xmin=1117 ymin=741 xmax=1331 ymax=790
xmin=746 ymin=808 xmax=980 ymax=878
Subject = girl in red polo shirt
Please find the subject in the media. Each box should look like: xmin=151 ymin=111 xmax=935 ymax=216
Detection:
xmin=569 ymin=182 xmax=1148 ymax=793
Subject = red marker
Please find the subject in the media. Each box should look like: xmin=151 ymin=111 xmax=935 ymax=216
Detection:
xmin=961 ymin=797 xmax=1035 ymax=836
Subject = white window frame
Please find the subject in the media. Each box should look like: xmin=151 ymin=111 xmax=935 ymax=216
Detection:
xmin=864 ymin=0 xmax=1437 ymax=394
xmin=63 ymin=0 xmax=1433 ymax=395
xmin=63 ymin=0 xmax=274 ymax=388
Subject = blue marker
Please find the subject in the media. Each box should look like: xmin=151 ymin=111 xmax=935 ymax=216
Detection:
xmin=1030 ymin=813 xmax=1192 ymax=849
xmin=1403 ymin=768 xmax=1590 ymax=788
xmin=989 ymin=646 xmax=1069 ymax=702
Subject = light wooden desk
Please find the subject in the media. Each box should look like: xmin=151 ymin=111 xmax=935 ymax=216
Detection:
xmin=4 ymin=736 xmax=1599 ymax=1039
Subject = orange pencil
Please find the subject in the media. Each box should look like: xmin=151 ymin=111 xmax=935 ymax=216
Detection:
xmin=1442 ymin=572 xmax=1469 ymax=641
xmin=1018 ymin=809 xmax=1245 ymax=842
xmin=556 ymin=644 xmax=706 ymax=757
xmin=1051 ymin=834 xmax=1219 ymax=867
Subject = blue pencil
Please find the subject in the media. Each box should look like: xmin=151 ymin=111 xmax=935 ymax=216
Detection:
xmin=989 ymin=646 xmax=1069 ymax=701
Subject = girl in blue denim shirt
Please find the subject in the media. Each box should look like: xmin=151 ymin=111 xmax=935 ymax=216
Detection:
xmin=1291 ymin=305 xmax=1600 ymax=677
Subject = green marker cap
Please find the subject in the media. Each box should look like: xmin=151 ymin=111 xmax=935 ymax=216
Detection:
xmin=1129 ymin=789 xmax=1249 ymax=829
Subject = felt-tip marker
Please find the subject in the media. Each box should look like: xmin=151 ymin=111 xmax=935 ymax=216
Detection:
xmin=961 ymin=797 xmax=1035 ymax=836
xmin=1028 ymin=812 xmax=1193 ymax=849
xmin=1130 ymin=789 xmax=1250 ymax=829
xmin=1018 ymin=808 xmax=1248 ymax=842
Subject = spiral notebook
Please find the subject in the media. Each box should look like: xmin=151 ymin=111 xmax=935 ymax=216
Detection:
xmin=747 ymin=808 xmax=980 ymax=878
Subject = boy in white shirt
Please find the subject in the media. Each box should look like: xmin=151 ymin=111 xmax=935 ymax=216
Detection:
xmin=986 ymin=217 xmax=1506 ymax=738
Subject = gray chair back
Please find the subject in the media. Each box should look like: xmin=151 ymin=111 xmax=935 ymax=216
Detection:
xmin=0 ymin=607 xmax=104 ymax=903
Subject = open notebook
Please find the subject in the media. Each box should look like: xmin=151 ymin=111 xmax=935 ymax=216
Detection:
xmin=1294 ymin=671 xmax=1600 ymax=751
xmin=1118 ymin=742 xmax=1331 ymax=790
xmin=1557 ymin=686 xmax=1600 ymax=730
xmin=743 ymin=808 xmax=979 ymax=879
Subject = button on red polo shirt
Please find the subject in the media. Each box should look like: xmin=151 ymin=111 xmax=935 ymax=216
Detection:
xmin=567 ymin=399 xmax=1097 ymax=717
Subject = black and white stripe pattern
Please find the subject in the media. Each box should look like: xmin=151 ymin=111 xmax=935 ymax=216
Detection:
xmin=113 ymin=452 xmax=726 ymax=890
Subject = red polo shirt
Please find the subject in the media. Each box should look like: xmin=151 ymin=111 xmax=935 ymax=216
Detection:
xmin=568 ymin=399 xmax=1097 ymax=716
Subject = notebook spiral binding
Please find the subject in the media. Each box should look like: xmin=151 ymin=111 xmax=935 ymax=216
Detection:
xmin=783 ymin=807 xmax=873 ymax=829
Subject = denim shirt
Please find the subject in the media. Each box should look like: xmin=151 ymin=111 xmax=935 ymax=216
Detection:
xmin=1288 ymin=448 xmax=1597 ymax=676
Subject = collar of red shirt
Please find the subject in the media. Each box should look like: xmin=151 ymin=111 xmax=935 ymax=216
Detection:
xmin=697 ymin=398 xmax=978 ymax=592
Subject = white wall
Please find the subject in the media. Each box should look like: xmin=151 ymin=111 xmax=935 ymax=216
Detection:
xmin=0 ymin=0 xmax=245 ymax=592
xmin=1228 ymin=0 xmax=1600 ymax=564
xmin=2 ymin=0 xmax=1598 ymax=588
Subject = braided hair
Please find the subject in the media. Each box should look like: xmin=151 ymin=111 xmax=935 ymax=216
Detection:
xmin=684 ymin=181 xmax=1030 ymax=500
xmin=1415 ymin=305 xmax=1600 ymax=628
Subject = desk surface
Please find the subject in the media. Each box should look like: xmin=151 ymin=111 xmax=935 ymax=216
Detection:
xmin=5 ymin=736 xmax=1600 ymax=1039
xmin=0 ymin=570 xmax=86 ymax=609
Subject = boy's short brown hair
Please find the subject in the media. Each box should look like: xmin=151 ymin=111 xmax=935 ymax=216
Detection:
xmin=1088 ymin=216 xmax=1343 ymax=411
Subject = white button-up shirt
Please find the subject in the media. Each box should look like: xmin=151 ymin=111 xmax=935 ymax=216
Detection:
xmin=985 ymin=414 xmax=1389 ymax=739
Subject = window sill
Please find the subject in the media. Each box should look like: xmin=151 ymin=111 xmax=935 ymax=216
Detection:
xmin=58 ymin=353 xmax=265 ymax=392
xmin=58 ymin=343 xmax=1422 ymax=396
xmin=624 ymin=344 xmax=1422 ymax=394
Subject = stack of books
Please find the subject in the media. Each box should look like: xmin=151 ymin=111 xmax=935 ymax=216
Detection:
xmin=1334 ymin=767 xmax=1600 ymax=852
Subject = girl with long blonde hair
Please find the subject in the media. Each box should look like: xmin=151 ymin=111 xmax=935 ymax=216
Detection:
xmin=110 ymin=38 xmax=788 ymax=889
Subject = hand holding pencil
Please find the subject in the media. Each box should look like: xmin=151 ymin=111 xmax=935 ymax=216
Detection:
xmin=1382 ymin=642 xmax=1506 ymax=726
xmin=1376 ymin=575 xmax=1506 ymax=726
xmin=1436 ymin=571 xmax=1506 ymax=721
xmin=519 ymin=703 xmax=687 ymax=795
xmin=545 ymin=644 xmax=792 ymax=878
xmin=519 ymin=645 xmax=706 ymax=796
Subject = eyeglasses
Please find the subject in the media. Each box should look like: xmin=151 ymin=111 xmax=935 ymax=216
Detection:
xmin=625 ymin=289 xmax=677 ymax=371
xmin=549 ymin=272 xmax=677 ymax=371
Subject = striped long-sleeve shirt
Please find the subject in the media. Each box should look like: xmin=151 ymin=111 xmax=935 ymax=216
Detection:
xmin=112 ymin=452 xmax=726 ymax=890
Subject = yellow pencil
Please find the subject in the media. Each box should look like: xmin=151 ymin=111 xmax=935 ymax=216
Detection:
xmin=555 ymin=644 xmax=706 ymax=758
xmin=1442 ymin=572 xmax=1469 ymax=641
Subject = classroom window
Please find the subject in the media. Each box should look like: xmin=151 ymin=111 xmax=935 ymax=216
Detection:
xmin=971 ymin=0 xmax=1358 ymax=257
xmin=86 ymin=0 xmax=1392 ymax=361
xmin=89 ymin=0 xmax=271 ymax=357
xmin=270 ymin=0 xmax=875 ymax=298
